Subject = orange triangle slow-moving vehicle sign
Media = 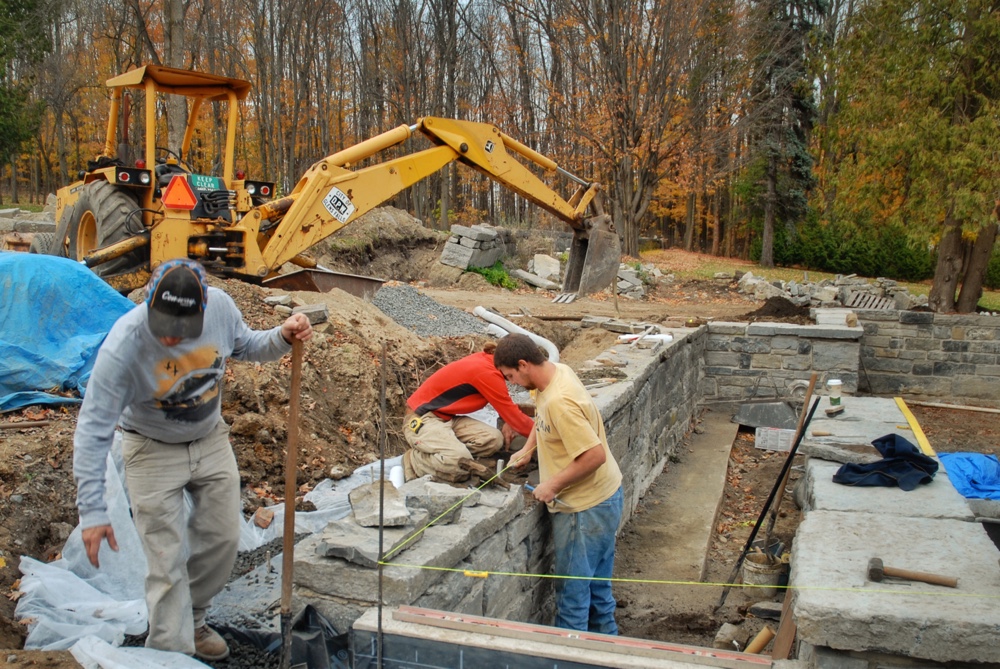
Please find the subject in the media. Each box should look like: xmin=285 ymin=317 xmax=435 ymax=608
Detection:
xmin=162 ymin=175 xmax=198 ymax=210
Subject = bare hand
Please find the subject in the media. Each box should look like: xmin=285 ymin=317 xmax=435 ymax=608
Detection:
xmin=531 ymin=480 xmax=559 ymax=503
xmin=281 ymin=313 xmax=313 ymax=342
xmin=82 ymin=525 xmax=119 ymax=568
xmin=510 ymin=446 xmax=532 ymax=469
xmin=500 ymin=422 xmax=515 ymax=448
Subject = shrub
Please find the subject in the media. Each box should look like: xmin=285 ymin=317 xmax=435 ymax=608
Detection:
xmin=468 ymin=261 xmax=518 ymax=290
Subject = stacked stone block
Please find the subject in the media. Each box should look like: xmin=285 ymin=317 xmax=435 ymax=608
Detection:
xmin=439 ymin=224 xmax=514 ymax=270
xmin=701 ymin=322 xmax=862 ymax=401
xmin=857 ymin=310 xmax=1000 ymax=406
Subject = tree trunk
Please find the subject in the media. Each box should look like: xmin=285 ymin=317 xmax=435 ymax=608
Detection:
xmin=760 ymin=154 xmax=777 ymax=267
xmin=163 ymin=0 xmax=188 ymax=154
xmin=956 ymin=222 xmax=998 ymax=313
xmin=928 ymin=213 xmax=964 ymax=312
xmin=683 ymin=192 xmax=696 ymax=251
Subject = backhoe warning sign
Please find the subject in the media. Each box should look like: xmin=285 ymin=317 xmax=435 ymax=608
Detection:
xmin=322 ymin=186 xmax=355 ymax=223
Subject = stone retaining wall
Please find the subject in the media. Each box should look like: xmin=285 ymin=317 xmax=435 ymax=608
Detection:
xmin=856 ymin=310 xmax=1000 ymax=407
xmin=701 ymin=322 xmax=863 ymax=401
xmin=294 ymin=328 xmax=706 ymax=632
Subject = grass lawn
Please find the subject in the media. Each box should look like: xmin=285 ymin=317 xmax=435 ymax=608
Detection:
xmin=638 ymin=248 xmax=1000 ymax=312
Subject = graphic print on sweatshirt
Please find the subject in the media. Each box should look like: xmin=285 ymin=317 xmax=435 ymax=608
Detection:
xmin=153 ymin=345 xmax=224 ymax=423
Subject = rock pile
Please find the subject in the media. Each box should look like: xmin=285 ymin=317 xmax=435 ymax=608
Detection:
xmin=439 ymin=224 xmax=515 ymax=270
xmin=736 ymin=271 xmax=929 ymax=310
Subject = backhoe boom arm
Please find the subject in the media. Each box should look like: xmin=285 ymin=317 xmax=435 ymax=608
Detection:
xmin=256 ymin=117 xmax=604 ymax=271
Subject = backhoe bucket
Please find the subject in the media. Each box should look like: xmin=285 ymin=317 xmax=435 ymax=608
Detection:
xmin=561 ymin=214 xmax=621 ymax=298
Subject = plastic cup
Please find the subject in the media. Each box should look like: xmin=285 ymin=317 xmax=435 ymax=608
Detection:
xmin=827 ymin=379 xmax=842 ymax=406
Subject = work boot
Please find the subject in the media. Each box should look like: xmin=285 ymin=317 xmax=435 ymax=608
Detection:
xmin=194 ymin=624 xmax=230 ymax=661
xmin=458 ymin=457 xmax=490 ymax=478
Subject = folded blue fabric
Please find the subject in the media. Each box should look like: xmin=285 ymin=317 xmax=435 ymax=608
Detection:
xmin=832 ymin=433 xmax=938 ymax=491
xmin=939 ymin=452 xmax=1000 ymax=499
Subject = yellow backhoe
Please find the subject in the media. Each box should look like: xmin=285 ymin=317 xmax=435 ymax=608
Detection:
xmin=44 ymin=65 xmax=620 ymax=298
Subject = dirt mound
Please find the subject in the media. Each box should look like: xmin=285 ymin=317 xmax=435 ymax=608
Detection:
xmin=219 ymin=279 xmax=491 ymax=507
xmin=313 ymin=207 xmax=446 ymax=282
xmin=738 ymin=296 xmax=812 ymax=324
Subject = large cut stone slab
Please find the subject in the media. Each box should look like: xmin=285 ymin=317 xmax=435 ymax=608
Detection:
xmin=791 ymin=510 xmax=1000 ymax=663
xmin=801 ymin=460 xmax=974 ymax=520
xmin=315 ymin=509 xmax=429 ymax=568
xmin=350 ymin=482 xmax=410 ymax=527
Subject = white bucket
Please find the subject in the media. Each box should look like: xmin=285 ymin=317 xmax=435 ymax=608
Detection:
xmin=742 ymin=553 xmax=783 ymax=597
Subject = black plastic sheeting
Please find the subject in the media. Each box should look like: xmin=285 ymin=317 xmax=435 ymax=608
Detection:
xmin=217 ymin=605 xmax=349 ymax=668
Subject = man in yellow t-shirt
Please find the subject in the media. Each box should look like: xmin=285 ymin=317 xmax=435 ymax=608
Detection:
xmin=494 ymin=333 xmax=623 ymax=634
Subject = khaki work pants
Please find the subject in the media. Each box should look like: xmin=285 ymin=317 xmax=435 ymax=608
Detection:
xmin=121 ymin=420 xmax=240 ymax=655
xmin=402 ymin=412 xmax=503 ymax=481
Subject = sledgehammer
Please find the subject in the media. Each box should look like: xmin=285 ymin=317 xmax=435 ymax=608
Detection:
xmin=867 ymin=557 xmax=958 ymax=588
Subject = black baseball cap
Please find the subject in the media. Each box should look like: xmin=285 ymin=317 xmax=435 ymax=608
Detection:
xmin=146 ymin=259 xmax=208 ymax=339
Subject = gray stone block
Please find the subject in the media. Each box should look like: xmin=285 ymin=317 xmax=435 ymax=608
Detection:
xmin=315 ymin=510 xmax=429 ymax=567
xmin=350 ymin=481 xmax=410 ymax=527
xmin=401 ymin=477 xmax=480 ymax=525
xmin=792 ymin=510 xmax=1000 ymax=663
xmin=449 ymin=224 xmax=496 ymax=242
xmin=439 ymin=241 xmax=475 ymax=268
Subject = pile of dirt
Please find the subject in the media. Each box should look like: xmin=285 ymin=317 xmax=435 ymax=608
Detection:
xmin=738 ymin=296 xmax=812 ymax=324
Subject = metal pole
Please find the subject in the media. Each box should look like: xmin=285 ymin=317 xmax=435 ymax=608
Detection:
xmin=377 ymin=343 xmax=387 ymax=669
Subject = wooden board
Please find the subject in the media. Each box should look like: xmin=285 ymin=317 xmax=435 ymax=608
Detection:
xmin=770 ymin=590 xmax=796 ymax=659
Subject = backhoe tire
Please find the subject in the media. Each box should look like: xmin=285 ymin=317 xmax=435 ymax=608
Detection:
xmin=28 ymin=232 xmax=55 ymax=255
xmin=56 ymin=180 xmax=145 ymax=277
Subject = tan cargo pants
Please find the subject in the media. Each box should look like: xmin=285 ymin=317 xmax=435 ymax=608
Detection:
xmin=402 ymin=411 xmax=503 ymax=482
xmin=121 ymin=420 xmax=240 ymax=655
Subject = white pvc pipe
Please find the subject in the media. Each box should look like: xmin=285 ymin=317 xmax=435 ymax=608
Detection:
xmin=474 ymin=306 xmax=559 ymax=363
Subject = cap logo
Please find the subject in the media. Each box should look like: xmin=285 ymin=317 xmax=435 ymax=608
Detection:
xmin=161 ymin=290 xmax=197 ymax=308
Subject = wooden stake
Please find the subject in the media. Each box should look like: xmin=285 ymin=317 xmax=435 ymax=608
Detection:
xmin=280 ymin=339 xmax=303 ymax=669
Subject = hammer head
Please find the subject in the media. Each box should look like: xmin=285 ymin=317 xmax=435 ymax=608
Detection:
xmin=867 ymin=557 xmax=885 ymax=582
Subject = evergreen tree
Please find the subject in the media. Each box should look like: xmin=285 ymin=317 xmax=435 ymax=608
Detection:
xmin=822 ymin=0 xmax=1000 ymax=312
xmin=744 ymin=0 xmax=824 ymax=267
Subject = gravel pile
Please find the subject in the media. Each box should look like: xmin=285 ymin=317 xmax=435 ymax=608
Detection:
xmin=373 ymin=284 xmax=488 ymax=337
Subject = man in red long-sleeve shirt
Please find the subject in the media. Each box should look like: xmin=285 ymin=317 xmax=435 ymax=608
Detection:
xmin=403 ymin=341 xmax=534 ymax=482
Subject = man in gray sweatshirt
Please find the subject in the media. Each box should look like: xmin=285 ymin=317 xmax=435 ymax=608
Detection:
xmin=73 ymin=258 xmax=312 ymax=661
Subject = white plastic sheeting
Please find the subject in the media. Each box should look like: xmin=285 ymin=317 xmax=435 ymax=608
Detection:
xmin=15 ymin=430 xmax=402 ymax=663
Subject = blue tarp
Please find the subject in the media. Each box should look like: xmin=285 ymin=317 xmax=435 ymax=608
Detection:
xmin=939 ymin=452 xmax=1000 ymax=500
xmin=0 ymin=253 xmax=134 ymax=411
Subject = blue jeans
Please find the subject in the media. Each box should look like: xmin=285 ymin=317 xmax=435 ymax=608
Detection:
xmin=550 ymin=486 xmax=623 ymax=634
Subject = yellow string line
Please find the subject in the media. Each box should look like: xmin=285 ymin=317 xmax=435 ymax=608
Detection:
xmin=375 ymin=562 xmax=1000 ymax=599
xmin=381 ymin=459 xmax=524 ymax=562
xmin=895 ymin=397 xmax=935 ymax=457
